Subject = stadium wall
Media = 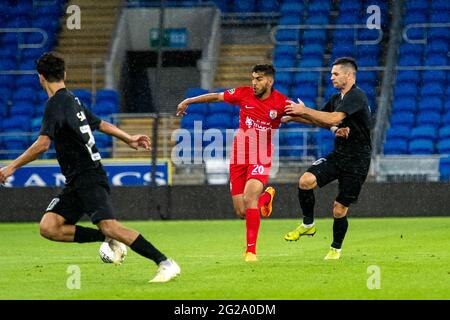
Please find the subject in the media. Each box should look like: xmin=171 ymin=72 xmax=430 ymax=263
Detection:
xmin=0 ymin=182 xmax=448 ymax=222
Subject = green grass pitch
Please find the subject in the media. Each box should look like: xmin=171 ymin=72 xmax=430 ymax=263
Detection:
xmin=0 ymin=217 xmax=449 ymax=299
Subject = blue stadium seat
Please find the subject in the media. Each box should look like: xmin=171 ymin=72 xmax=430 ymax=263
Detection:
xmin=333 ymin=30 xmax=354 ymax=42
xmin=439 ymin=126 xmax=450 ymax=140
xmin=406 ymin=0 xmax=428 ymax=11
xmin=422 ymin=70 xmax=447 ymax=83
xmin=332 ymin=44 xmax=356 ymax=57
xmin=275 ymin=72 xmax=292 ymax=88
xmin=31 ymin=117 xmax=42 ymax=133
xmin=410 ymin=126 xmax=437 ymax=141
xmin=395 ymin=83 xmax=418 ymax=98
xmin=298 ymin=57 xmax=323 ymax=67
xmin=393 ymin=97 xmax=416 ymax=113
xmin=384 ymin=139 xmax=408 ymax=155
xmin=302 ymin=30 xmax=327 ymax=44
xmin=308 ymin=1 xmax=331 ymax=15
xmin=187 ymin=103 xmax=208 ymax=114
xmin=420 ymin=83 xmax=445 ymax=97
xmin=358 ymin=71 xmax=378 ymax=85
xmin=391 ymin=112 xmax=415 ymax=127
xmin=275 ymin=29 xmax=300 ymax=43
xmin=396 ymin=71 xmax=420 ymax=84
xmin=398 ymin=54 xmax=422 ymax=66
xmin=12 ymin=88 xmax=36 ymax=104
xmin=233 ymin=0 xmax=255 ymax=13
xmin=444 ymin=100 xmax=450 ymax=113
xmin=439 ymin=156 xmax=450 ymax=180
xmin=185 ymin=88 xmax=208 ymax=98
xmin=399 ymin=43 xmax=424 ymax=56
xmin=404 ymin=12 xmax=427 ymax=24
xmin=430 ymin=12 xmax=449 ymax=23
xmin=181 ymin=113 xmax=205 ymax=130
xmin=2 ymin=115 xmax=31 ymax=132
xmin=278 ymin=15 xmax=302 ymax=25
xmin=416 ymin=112 xmax=441 ymax=127
xmin=71 ymin=89 xmax=92 ymax=107
xmin=15 ymin=74 xmax=39 ymax=89
xmin=409 ymin=139 xmax=434 ymax=155
xmin=426 ymin=40 xmax=449 ymax=56
xmin=274 ymin=45 xmax=298 ymax=60
xmin=274 ymin=56 xmax=296 ymax=68
xmin=304 ymin=15 xmax=328 ymax=25
xmin=280 ymin=2 xmax=305 ymax=15
xmin=209 ymin=102 xmax=231 ymax=114
xmin=437 ymin=139 xmax=450 ymax=154
xmin=425 ymin=53 xmax=448 ymax=66
xmin=386 ymin=126 xmax=410 ymax=141
xmin=11 ymin=102 xmax=34 ymax=117
xmin=232 ymin=115 xmax=239 ymax=128
xmin=417 ymin=97 xmax=443 ymax=113
xmin=429 ymin=28 xmax=449 ymax=41
xmin=94 ymin=101 xmax=118 ymax=116
xmin=206 ymin=113 xmax=233 ymax=129
xmin=292 ymin=72 xmax=320 ymax=86
xmin=96 ymin=89 xmax=119 ymax=105
xmin=339 ymin=0 xmax=361 ymax=12
xmin=302 ymin=44 xmax=325 ymax=59
xmin=257 ymin=0 xmax=279 ymax=12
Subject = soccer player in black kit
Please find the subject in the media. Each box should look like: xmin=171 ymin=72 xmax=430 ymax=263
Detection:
xmin=282 ymin=57 xmax=372 ymax=260
xmin=0 ymin=52 xmax=180 ymax=282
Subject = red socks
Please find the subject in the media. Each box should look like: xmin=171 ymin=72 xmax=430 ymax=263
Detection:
xmin=245 ymin=208 xmax=260 ymax=254
xmin=258 ymin=190 xmax=271 ymax=210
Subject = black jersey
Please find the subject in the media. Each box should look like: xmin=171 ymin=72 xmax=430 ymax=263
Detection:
xmin=321 ymin=84 xmax=372 ymax=158
xmin=40 ymin=88 xmax=104 ymax=184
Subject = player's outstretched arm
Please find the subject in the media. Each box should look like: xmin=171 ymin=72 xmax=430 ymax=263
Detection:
xmin=0 ymin=135 xmax=51 ymax=184
xmin=176 ymin=92 xmax=224 ymax=117
xmin=98 ymin=121 xmax=151 ymax=151
xmin=285 ymin=99 xmax=346 ymax=127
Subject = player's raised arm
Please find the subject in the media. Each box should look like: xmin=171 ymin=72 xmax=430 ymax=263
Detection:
xmin=176 ymin=92 xmax=224 ymax=117
xmin=0 ymin=135 xmax=51 ymax=184
xmin=285 ymin=99 xmax=346 ymax=127
xmin=98 ymin=120 xmax=151 ymax=151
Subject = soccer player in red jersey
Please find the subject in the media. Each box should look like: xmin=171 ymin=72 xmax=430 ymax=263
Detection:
xmin=176 ymin=64 xmax=286 ymax=261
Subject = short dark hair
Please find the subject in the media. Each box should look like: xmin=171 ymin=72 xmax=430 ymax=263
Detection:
xmin=332 ymin=57 xmax=358 ymax=72
xmin=252 ymin=64 xmax=275 ymax=77
xmin=35 ymin=52 xmax=65 ymax=82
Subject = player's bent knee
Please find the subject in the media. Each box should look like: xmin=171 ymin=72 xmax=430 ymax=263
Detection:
xmin=235 ymin=209 xmax=245 ymax=219
xmin=243 ymin=193 xmax=258 ymax=209
xmin=333 ymin=202 xmax=348 ymax=218
xmin=97 ymin=220 xmax=120 ymax=238
xmin=39 ymin=222 xmax=59 ymax=240
xmin=299 ymin=173 xmax=316 ymax=190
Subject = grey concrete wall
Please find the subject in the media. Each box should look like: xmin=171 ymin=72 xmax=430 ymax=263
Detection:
xmin=125 ymin=7 xmax=215 ymax=50
xmin=0 ymin=182 xmax=448 ymax=222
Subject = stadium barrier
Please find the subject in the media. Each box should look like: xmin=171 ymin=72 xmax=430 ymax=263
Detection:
xmin=0 ymin=182 xmax=447 ymax=222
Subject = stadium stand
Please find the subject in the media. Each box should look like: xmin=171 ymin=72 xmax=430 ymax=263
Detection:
xmin=381 ymin=0 xmax=449 ymax=180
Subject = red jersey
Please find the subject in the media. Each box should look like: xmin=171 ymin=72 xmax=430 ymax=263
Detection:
xmin=223 ymin=86 xmax=287 ymax=164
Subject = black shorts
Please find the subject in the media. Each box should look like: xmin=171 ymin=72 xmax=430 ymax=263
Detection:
xmin=306 ymin=152 xmax=370 ymax=207
xmin=45 ymin=172 xmax=115 ymax=224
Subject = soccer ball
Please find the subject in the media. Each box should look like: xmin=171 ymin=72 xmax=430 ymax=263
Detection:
xmin=99 ymin=240 xmax=127 ymax=264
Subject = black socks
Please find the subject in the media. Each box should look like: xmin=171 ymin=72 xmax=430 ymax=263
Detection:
xmin=74 ymin=225 xmax=105 ymax=243
xmin=298 ymin=188 xmax=315 ymax=225
xmin=331 ymin=216 xmax=348 ymax=249
xmin=130 ymin=234 xmax=167 ymax=265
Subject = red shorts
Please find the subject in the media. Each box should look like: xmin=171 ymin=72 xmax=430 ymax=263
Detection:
xmin=229 ymin=162 xmax=272 ymax=196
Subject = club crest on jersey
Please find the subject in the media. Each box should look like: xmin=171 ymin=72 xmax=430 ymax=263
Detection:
xmin=227 ymin=88 xmax=235 ymax=95
xmin=269 ymin=110 xmax=277 ymax=119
